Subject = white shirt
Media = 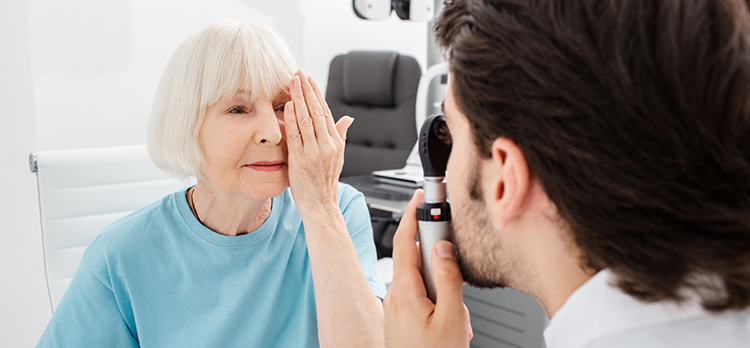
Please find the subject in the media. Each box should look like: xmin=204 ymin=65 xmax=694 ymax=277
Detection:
xmin=544 ymin=270 xmax=750 ymax=348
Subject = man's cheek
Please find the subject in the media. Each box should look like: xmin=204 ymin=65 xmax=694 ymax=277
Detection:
xmin=446 ymin=163 xmax=459 ymax=203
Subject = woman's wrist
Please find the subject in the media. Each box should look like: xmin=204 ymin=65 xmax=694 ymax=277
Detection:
xmin=298 ymin=201 xmax=342 ymax=224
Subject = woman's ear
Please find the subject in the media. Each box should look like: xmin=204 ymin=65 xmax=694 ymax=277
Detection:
xmin=489 ymin=137 xmax=530 ymax=229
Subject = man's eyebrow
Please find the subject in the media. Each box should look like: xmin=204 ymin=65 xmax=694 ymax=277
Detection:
xmin=441 ymin=101 xmax=445 ymax=113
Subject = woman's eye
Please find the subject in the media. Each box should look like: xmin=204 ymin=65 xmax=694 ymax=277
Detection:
xmin=228 ymin=106 xmax=246 ymax=114
xmin=276 ymin=104 xmax=286 ymax=113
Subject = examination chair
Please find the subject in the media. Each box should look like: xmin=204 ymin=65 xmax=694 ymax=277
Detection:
xmin=29 ymin=145 xmax=191 ymax=313
xmin=325 ymin=51 xmax=421 ymax=176
xmin=326 ymin=51 xmax=422 ymax=259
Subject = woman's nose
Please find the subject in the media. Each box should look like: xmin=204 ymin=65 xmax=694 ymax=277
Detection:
xmin=255 ymin=105 xmax=283 ymax=145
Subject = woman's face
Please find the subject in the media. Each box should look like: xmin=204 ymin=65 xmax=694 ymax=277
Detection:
xmin=199 ymin=90 xmax=290 ymax=199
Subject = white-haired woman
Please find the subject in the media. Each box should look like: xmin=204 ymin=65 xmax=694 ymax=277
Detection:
xmin=37 ymin=21 xmax=386 ymax=347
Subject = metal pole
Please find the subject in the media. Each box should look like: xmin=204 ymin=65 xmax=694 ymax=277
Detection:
xmin=426 ymin=0 xmax=447 ymax=117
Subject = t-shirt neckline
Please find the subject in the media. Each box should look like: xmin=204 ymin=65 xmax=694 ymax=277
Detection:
xmin=176 ymin=186 xmax=282 ymax=248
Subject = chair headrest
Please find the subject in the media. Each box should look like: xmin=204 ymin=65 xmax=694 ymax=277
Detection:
xmin=342 ymin=51 xmax=399 ymax=107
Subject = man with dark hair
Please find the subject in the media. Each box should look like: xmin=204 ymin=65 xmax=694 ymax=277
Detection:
xmin=383 ymin=0 xmax=750 ymax=347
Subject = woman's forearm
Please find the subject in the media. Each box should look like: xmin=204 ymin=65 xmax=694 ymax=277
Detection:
xmin=282 ymin=69 xmax=383 ymax=347
xmin=300 ymin=205 xmax=385 ymax=348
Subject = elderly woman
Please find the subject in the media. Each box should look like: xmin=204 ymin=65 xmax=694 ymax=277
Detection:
xmin=37 ymin=21 xmax=386 ymax=347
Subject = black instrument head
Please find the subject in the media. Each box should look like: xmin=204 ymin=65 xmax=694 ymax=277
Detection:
xmin=419 ymin=114 xmax=452 ymax=177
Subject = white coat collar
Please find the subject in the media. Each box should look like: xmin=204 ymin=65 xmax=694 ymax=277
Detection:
xmin=543 ymin=269 xmax=706 ymax=348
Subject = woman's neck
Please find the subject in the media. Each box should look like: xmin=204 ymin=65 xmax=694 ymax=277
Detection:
xmin=190 ymin=181 xmax=273 ymax=236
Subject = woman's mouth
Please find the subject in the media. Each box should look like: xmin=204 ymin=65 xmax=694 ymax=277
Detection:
xmin=245 ymin=161 xmax=286 ymax=172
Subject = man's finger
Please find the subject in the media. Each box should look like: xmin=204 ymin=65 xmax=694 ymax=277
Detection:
xmin=431 ymin=240 xmax=466 ymax=318
xmin=465 ymin=303 xmax=473 ymax=340
xmin=391 ymin=190 xmax=425 ymax=287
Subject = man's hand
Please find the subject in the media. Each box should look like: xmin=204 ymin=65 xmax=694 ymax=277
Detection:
xmin=383 ymin=189 xmax=473 ymax=348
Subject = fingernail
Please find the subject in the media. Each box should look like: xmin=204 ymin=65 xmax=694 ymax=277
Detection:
xmin=287 ymin=101 xmax=294 ymax=112
xmin=437 ymin=241 xmax=456 ymax=259
xmin=292 ymin=75 xmax=300 ymax=89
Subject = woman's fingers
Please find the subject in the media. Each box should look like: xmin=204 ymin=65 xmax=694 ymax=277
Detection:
xmin=296 ymin=71 xmax=330 ymax=142
xmin=283 ymin=101 xmax=302 ymax=153
xmin=307 ymin=76 xmax=339 ymax=140
xmin=335 ymin=116 xmax=354 ymax=142
xmin=290 ymin=74 xmax=316 ymax=146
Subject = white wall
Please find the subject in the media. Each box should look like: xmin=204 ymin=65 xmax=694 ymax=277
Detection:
xmin=0 ymin=0 xmax=427 ymax=345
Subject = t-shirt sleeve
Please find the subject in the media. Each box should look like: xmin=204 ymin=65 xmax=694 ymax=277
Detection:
xmin=339 ymin=183 xmax=387 ymax=299
xmin=36 ymin=238 xmax=139 ymax=348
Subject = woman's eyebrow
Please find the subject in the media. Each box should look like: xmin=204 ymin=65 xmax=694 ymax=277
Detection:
xmin=275 ymin=90 xmax=291 ymax=102
xmin=230 ymin=89 xmax=251 ymax=97
xmin=225 ymin=90 xmax=251 ymax=102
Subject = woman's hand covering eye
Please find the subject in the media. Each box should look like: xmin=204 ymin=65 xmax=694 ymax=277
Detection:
xmin=283 ymin=70 xmax=353 ymax=212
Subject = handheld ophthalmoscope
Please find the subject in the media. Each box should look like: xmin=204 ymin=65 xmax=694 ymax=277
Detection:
xmin=417 ymin=114 xmax=452 ymax=303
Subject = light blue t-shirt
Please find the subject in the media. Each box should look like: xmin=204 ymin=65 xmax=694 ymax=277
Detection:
xmin=37 ymin=183 xmax=386 ymax=347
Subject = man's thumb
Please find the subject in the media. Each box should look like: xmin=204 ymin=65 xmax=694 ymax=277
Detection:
xmin=431 ymin=240 xmax=465 ymax=314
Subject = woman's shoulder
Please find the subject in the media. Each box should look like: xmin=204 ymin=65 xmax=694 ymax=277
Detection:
xmin=87 ymin=191 xmax=184 ymax=257
xmin=337 ymin=182 xmax=366 ymax=206
xmin=335 ymin=182 xmax=370 ymax=222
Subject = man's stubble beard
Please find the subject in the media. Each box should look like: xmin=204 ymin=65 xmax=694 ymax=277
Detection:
xmin=449 ymin=158 xmax=516 ymax=289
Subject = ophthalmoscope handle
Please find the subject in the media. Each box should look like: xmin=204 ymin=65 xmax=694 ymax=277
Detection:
xmin=417 ymin=202 xmax=451 ymax=303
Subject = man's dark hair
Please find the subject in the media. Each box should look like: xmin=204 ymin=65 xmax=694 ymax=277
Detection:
xmin=435 ymin=0 xmax=750 ymax=311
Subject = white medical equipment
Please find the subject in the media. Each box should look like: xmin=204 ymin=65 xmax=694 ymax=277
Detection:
xmin=353 ymin=0 xmax=435 ymax=21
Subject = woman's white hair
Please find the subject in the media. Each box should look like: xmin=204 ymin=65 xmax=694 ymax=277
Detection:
xmin=147 ymin=20 xmax=297 ymax=179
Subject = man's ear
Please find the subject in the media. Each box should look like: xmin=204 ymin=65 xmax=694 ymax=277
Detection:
xmin=489 ymin=137 xmax=530 ymax=229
